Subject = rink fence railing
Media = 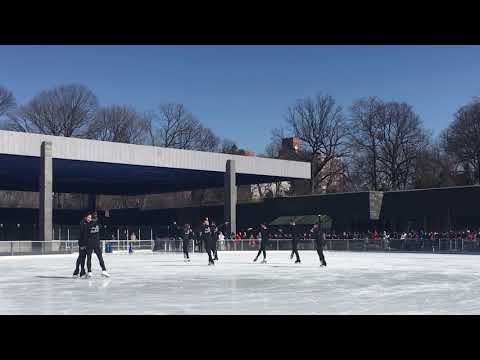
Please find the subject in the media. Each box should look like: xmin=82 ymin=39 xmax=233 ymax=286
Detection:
xmin=1 ymin=237 xmax=480 ymax=256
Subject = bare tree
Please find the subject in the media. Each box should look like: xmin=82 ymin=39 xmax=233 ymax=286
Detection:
xmin=0 ymin=191 xmax=38 ymax=208
xmin=189 ymin=126 xmax=220 ymax=152
xmin=348 ymin=97 xmax=384 ymax=190
xmin=0 ymin=86 xmax=16 ymax=120
xmin=342 ymin=157 xmax=370 ymax=192
xmin=348 ymin=98 xmax=429 ymax=191
xmin=264 ymin=128 xmax=287 ymax=159
xmin=5 ymin=84 xmax=98 ymax=136
xmin=149 ymin=103 xmax=219 ymax=151
xmin=221 ymin=139 xmax=250 ymax=155
xmin=86 ymin=105 xmax=150 ymax=144
xmin=441 ymin=99 xmax=480 ymax=184
xmin=376 ymin=101 xmax=429 ymax=190
xmin=221 ymin=139 xmax=240 ymax=154
xmin=414 ymin=143 xmax=457 ymax=189
xmin=285 ymin=94 xmax=349 ymax=193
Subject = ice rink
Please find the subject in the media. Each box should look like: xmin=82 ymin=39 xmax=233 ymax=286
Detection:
xmin=1 ymin=250 xmax=480 ymax=314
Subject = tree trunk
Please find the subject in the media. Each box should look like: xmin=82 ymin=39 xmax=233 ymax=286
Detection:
xmin=256 ymin=184 xmax=264 ymax=199
xmin=477 ymin=160 xmax=480 ymax=185
xmin=372 ymin=148 xmax=378 ymax=191
xmin=310 ymin=162 xmax=316 ymax=194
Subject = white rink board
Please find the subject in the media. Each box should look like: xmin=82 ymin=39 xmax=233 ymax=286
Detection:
xmin=1 ymin=250 xmax=480 ymax=314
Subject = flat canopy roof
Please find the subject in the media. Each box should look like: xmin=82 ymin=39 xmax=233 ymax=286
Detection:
xmin=0 ymin=130 xmax=310 ymax=195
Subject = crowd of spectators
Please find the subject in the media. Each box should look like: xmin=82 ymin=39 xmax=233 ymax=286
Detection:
xmin=155 ymin=222 xmax=480 ymax=253
xmin=231 ymin=227 xmax=480 ymax=241
xmin=159 ymin=219 xmax=480 ymax=251
xmin=226 ymin=227 xmax=480 ymax=252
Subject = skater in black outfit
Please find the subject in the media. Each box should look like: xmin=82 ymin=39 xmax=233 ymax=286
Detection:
xmin=289 ymin=221 xmax=301 ymax=263
xmin=73 ymin=213 xmax=90 ymax=278
xmin=182 ymin=223 xmax=193 ymax=262
xmin=201 ymin=218 xmax=215 ymax=265
xmin=195 ymin=230 xmax=202 ymax=253
xmin=311 ymin=224 xmax=327 ymax=266
xmin=210 ymin=221 xmax=219 ymax=261
xmin=85 ymin=212 xmax=110 ymax=278
xmin=253 ymin=223 xmax=269 ymax=263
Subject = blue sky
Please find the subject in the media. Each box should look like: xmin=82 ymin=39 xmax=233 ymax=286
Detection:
xmin=1 ymin=45 xmax=479 ymax=154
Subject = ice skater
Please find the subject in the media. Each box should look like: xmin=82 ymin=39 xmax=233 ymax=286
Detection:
xmin=289 ymin=221 xmax=301 ymax=263
xmin=210 ymin=221 xmax=219 ymax=261
xmin=182 ymin=223 xmax=193 ymax=262
xmin=85 ymin=212 xmax=110 ymax=278
xmin=73 ymin=212 xmax=90 ymax=278
xmin=311 ymin=224 xmax=327 ymax=267
xmin=253 ymin=223 xmax=269 ymax=263
xmin=201 ymin=217 xmax=215 ymax=265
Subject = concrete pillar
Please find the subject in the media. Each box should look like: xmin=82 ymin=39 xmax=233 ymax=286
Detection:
xmin=224 ymin=159 xmax=237 ymax=237
xmin=39 ymin=142 xmax=53 ymax=242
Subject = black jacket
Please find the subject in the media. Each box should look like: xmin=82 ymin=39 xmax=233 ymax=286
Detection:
xmin=79 ymin=220 xmax=88 ymax=247
xmin=182 ymin=228 xmax=193 ymax=241
xmin=260 ymin=227 xmax=270 ymax=242
xmin=312 ymin=227 xmax=325 ymax=247
xmin=289 ymin=225 xmax=301 ymax=243
xmin=201 ymin=223 xmax=211 ymax=240
xmin=210 ymin=225 xmax=218 ymax=241
xmin=79 ymin=219 xmax=100 ymax=248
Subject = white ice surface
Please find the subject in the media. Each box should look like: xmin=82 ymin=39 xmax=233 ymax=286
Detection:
xmin=1 ymin=250 xmax=480 ymax=314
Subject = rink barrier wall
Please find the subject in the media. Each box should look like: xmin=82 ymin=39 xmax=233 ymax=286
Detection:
xmin=1 ymin=238 xmax=480 ymax=256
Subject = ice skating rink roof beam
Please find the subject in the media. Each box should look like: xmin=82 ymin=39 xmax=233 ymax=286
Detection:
xmin=0 ymin=130 xmax=310 ymax=195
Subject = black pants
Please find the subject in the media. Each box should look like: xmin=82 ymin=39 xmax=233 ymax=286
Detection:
xmin=291 ymin=239 xmax=300 ymax=261
xmin=182 ymin=238 xmax=189 ymax=259
xmin=210 ymin=237 xmax=218 ymax=259
xmin=87 ymin=244 xmax=107 ymax=272
xmin=74 ymin=246 xmax=87 ymax=274
xmin=255 ymin=240 xmax=267 ymax=259
xmin=315 ymin=241 xmax=327 ymax=265
xmin=203 ymin=236 xmax=213 ymax=262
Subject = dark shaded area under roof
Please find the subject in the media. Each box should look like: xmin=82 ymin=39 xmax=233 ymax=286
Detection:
xmin=0 ymin=154 xmax=298 ymax=195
